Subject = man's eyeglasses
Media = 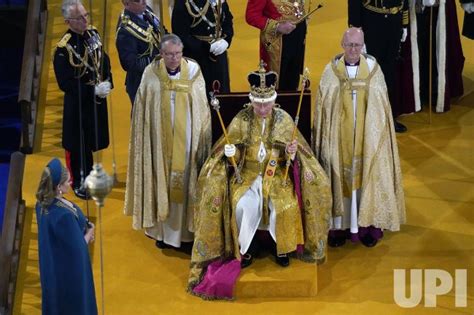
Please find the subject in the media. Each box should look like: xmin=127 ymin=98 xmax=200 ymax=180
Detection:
xmin=162 ymin=51 xmax=183 ymax=58
xmin=67 ymin=12 xmax=89 ymax=21
xmin=343 ymin=43 xmax=364 ymax=49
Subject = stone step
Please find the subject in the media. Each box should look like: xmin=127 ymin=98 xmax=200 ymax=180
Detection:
xmin=235 ymin=255 xmax=318 ymax=299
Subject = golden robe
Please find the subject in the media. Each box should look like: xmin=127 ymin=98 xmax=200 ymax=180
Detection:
xmin=312 ymin=54 xmax=406 ymax=231
xmin=189 ymin=106 xmax=332 ymax=291
xmin=124 ymin=57 xmax=212 ymax=233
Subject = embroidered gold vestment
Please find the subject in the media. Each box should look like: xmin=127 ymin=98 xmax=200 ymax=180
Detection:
xmin=124 ymin=58 xmax=212 ymax=232
xmin=189 ymin=107 xmax=332 ymax=290
xmin=313 ymin=54 xmax=406 ymax=231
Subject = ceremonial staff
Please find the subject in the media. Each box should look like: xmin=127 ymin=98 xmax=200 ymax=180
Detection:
xmin=85 ymin=1 xmax=114 ymax=314
xmin=295 ymin=3 xmax=323 ymax=24
xmin=158 ymin=0 xmax=165 ymax=38
xmin=209 ymin=92 xmax=243 ymax=184
xmin=428 ymin=6 xmax=433 ymax=124
xmin=282 ymin=68 xmax=309 ymax=184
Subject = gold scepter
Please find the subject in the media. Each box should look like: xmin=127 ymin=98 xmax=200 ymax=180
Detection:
xmin=295 ymin=3 xmax=323 ymax=24
xmin=282 ymin=68 xmax=310 ymax=184
xmin=209 ymin=92 xmax=242 ymax=184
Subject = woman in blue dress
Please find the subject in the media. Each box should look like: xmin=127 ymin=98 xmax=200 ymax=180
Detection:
xmin=35 ymin=158 xmax=97 ymax=315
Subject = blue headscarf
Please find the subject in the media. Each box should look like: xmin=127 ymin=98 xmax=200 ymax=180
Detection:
xmin=47 ymin=158 xmax=63 ymax=187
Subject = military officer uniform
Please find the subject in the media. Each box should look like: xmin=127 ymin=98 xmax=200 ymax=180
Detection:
xmin=53 ymin=27 xmax=112 ymax=197
xmin=349 ymin=0 xmax=409 ymax=130
xmin=172 ymin=0 xmax=234 ymax=94
xmin=246 ymin=0 xmax=307 ymax=91
xmin=116 ymin=6 xmax=166 ymax=104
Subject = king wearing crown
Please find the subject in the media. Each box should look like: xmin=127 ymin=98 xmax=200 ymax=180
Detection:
xmin=187 ymin=64 xmax=332 ymax=300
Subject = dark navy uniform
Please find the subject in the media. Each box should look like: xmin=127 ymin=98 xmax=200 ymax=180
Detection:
xmin=172 ymin=0 xmax=234 ymax=94
xmin=460 ymin=0 xmax=474 ymax=39
xmin=349 ymin=0 xmax=409 ymax=118
xmin=53 ymin=28 xmax=112 ymax=190
xmin=116 ymin=7 xmax=166 ymax=104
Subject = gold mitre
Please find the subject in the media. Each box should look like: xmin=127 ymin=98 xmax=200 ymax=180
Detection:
xmin=248 ymin=61 xmax=278 ymax=103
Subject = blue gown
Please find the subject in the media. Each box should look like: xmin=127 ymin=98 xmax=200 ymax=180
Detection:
xmin=36 ymin=198 xmax=97 ymax=315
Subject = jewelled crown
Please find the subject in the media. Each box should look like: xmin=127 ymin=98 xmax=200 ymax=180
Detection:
xmin=248 ymin=61 xmax=278 ymax=103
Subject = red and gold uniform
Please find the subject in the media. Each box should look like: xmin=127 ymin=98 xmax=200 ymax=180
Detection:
xmin=246 ymin=0 xmax=306 ymax=90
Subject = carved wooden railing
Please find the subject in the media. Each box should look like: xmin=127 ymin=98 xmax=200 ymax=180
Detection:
xmin=0 ymin=152 xmax=26 ymax=315
xmin=18 ymin=0 xmax=47 ymax=154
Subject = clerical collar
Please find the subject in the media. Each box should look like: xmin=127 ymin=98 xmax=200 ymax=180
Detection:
xmin=167 ymin=67 xmax=180 ymax=76
xmin=345 ymin=60 xmax=360 ymax=66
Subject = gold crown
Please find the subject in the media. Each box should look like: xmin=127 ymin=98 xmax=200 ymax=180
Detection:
xmin=248 ymin=61 xmax=278 ymax=99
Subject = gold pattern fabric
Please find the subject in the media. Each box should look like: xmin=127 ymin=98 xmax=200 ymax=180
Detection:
xmin=334 ymin=55 xmax=370 ymax=197
xmin=262 ymin=19 xmax=282 ymax=77
xmin=189 ymin=107 xmax=332 ymax=291
xmin=157 ymin=59 xmax=191 ymax=203
xmin=124 ymin=57 xmax=212 ymax=233
xmin=312 ymin=54 xmax=406 ymax=230
xmin=260 ymin=1 xmax=305 ymax=80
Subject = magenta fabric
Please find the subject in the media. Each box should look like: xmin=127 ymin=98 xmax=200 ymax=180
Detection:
xmin=192 ymin=259 xmax=241 ymax=300
xmin=330 ymin=227 xmax=384 ymax=243
xmin=292 ymin=159 xmax=303 ymax=210
xmin=394 ymin=32 xmax=417 ymax=116
xmin=443 ymin=0 xmax=465 ymax=107
xmin=355 ymin=226 xmax=384 ymax=241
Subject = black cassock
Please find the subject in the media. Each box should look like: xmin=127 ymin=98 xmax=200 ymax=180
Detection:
xmin=53 ymin=28 xmax=112 ymax=188
xmin=172 ymin=0 xmax=234 ymax=94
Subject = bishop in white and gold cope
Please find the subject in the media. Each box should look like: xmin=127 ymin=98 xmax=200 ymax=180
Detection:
xmin=313 ymin=27 xmax=406 ymax=249
xmin=123 ymin=34 xmax=212 ymax=250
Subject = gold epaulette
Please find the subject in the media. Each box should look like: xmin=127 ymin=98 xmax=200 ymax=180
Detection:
xmin=57 ymin=33 xmax=71 ymax=48
xmin=120 ymin=11 xmax=130 ymax=25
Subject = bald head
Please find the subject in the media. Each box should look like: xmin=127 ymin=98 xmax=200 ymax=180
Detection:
xmin=341 ymin=27 xmax=365 ymax=64
xmin=342 ymin=27 xmax=364 ymax=44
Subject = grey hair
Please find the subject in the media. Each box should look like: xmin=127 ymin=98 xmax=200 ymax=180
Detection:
xmin=159 ymin=34 xmax=184 ymax=50
xmin=61 ymin=0 xmax=83 ymax=19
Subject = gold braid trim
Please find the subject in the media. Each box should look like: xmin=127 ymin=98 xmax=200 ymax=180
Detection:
xmin=117 ymin=11 xmax=160 ymax=58
xmin=402 ymin=9 xmax=409 ymax=25
xmin=185 ymin=0 xmax=211 ymax=19
xmin=363 ymin=2 xmax=403 ymax=14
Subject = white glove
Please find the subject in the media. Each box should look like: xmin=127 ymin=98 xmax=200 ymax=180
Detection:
xmin=210 ymin=0 xmax=223 ymax=6
xmin=224 ymin=144 xmax=236 ymax=158
xmin=210 ymin=39 xmax=229 ymax=56
xmin=422 ymin=0 xmax=436 ymax=6
xmin=462 ymin=3 xmax=474 ymax=13
xmin=401 ymin=28 xmax=408 ymax=42
xmin=94 ymin=81 xmax=111 ymax=98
